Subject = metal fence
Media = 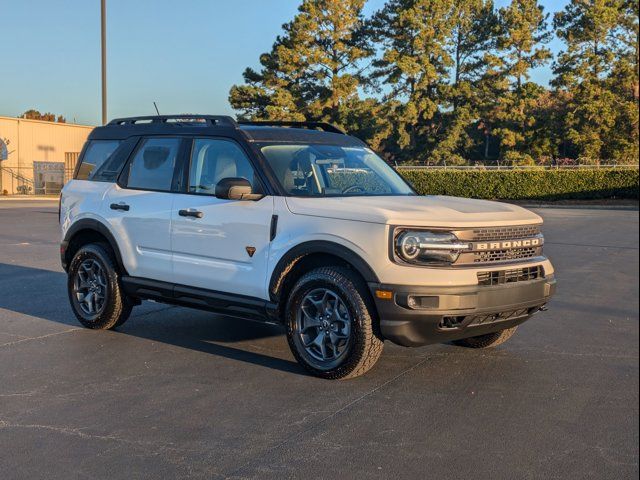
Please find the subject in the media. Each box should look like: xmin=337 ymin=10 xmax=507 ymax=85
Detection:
xmin=1 ymin=165 xmax=76 ymax=196
xmin=396 ymin=164 xmax=639 ymax=170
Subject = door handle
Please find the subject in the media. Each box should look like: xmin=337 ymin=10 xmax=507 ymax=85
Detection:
xmin=179 ymin=209 xmax=204 ymax=219
xmin=110 ymin=203 xmax=130 ymax=211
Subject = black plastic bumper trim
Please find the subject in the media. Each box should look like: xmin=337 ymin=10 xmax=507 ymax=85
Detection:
xmin=369 ymin=276 xmax=556 ymax=347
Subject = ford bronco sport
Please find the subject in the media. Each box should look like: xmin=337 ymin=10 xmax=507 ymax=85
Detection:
xmin=60 ymin=115 xmax=556 ymax=379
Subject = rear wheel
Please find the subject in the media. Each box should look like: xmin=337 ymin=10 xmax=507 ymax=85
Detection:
xmin=67 ymin=243 xmax=133 ymax=330
xmin=286 ymin=267 xmax=383 ymax=379
xmin=453 ymin=326 xmax=518 ymax=349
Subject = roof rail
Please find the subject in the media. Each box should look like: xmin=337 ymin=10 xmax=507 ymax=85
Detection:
xmin=238 ymin=120 xmax=346 ymax=135
xmin=107 ymin=115 xmax=238 ymax=127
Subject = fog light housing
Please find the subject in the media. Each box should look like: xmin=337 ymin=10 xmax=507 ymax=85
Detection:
xmin=406 ymin=295 xmax=439 ymax=309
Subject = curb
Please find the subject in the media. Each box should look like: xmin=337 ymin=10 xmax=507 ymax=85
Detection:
xmin=0 ymin=196 xmax=59 ymax=201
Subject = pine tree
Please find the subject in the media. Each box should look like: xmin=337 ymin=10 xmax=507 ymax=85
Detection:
xmin=369 ymin=0 xmax=455 ymax=163
xmin=229 ymin=0 xmax=372 ymax=127
xmin=432 ymin=0 xmax=500 ymax=164
xmin=607 ymin=0 xmax=639 ymax=163
xmin=553 ymin=0 xmax=638 ymax=163
xmin=492 ymin=0 xmax=551 ymax=163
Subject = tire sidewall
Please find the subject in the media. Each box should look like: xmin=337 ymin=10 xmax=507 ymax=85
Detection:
xmin=286 ymin=269 xmax=369 ymax=377
xmin=67 ymin=244 xmax=120 ymax=329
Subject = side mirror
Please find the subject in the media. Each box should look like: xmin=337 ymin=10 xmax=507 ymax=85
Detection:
xmin=215 ymin=177 xmax=263 ymax=201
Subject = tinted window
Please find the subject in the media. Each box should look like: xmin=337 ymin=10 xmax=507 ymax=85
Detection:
xmin=126 ymin=138 xmax=180 ymax=191
xmin=188 ymin=138 xmax=255 ymax=194
xmin=90 ymin=137 xmax=138 ymax=182
xmin=75 ymin=140 xmax=121 ymax=180
xmin=260 ymin=144 xmax=413 ymax=197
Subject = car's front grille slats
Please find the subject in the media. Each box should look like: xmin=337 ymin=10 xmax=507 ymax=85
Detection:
xmin=470 ymin=225 xmax=541 ymax=241
xmin=473 ymin=247 xmax=539 ymax=264
xmin=477 ymin=266 xmax=544 ymax=286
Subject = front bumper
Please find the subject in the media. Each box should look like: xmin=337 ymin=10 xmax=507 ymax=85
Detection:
xmin=369 ymin=275 xmax=556 ymax=347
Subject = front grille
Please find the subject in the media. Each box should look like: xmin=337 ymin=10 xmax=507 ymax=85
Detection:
xmin=473 ymin=247 xmax=539 ymax=264
xmin=477 ymin=266 xmax=544 ymax=286
xmin=470 ymin=225 xmax=541 ymax=241
xmin=451 ymin=224 xmax=544 ymax=266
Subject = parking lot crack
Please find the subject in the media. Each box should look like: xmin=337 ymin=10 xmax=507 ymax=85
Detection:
xmin=225 ymin=355 xmax=432 ymax=478
xmin=0 ymin=328 xmax=81 ymax=348
xmin=0 ymin=419 xmax=138 ymax=444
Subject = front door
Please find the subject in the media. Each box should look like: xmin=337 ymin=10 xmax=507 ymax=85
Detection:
xmin=170 ymin=137 xmax=273 ymax=299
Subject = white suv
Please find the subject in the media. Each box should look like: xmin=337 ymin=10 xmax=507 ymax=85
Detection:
xmin=60 ymin=115 xmax=556 ymax=379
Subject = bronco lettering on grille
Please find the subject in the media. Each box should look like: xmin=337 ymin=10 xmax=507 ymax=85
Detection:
xmin=475 ymin=237 xmax=542 ymax=251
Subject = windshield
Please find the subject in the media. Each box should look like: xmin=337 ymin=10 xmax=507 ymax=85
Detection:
xmin=260 ymin=144 xmax=414 ymax=197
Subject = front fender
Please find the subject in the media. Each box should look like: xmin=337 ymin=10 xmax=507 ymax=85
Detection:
xmin=268 ymin=239 xmax=380 ymax=302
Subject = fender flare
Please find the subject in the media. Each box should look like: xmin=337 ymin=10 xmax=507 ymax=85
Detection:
xmin=268 ymin=240 xmax=379 ymax=301
xmin=61 ymin=218 xmax=127 ymax=274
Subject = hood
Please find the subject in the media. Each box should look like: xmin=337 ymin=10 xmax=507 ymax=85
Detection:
xmin=285 ymin=195 xmax=542 ymax=228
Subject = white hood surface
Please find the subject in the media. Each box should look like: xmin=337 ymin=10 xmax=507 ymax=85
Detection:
xmin=285 ymin=195 xmax=542 ymax=228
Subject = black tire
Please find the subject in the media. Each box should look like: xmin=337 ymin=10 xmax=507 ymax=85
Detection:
xmin=67 ymin=243 xmax=133 ymax=330
xmin=285 ymin=266 xmax=384 ymax=380
xmin=453 ymin=326 xmax=518 ymax=349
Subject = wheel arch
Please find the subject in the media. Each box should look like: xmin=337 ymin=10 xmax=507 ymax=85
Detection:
xmin=61 ymin=219 xmax=127 ymax=274
xmin=269 ymin=241 xmax=379 ymax=307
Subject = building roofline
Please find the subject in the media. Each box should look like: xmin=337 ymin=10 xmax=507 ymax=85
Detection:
xmin=0 ymin=115 xmax=95 ymax=129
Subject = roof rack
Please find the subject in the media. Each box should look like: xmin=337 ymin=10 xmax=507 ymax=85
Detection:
xmin=107 ymin=115 xmax=238 ymax=127
xmin=238 ymin=120 xmax=346 ymax=135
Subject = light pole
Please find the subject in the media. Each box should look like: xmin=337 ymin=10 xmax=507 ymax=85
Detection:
xmin=101 ymin=0 xmax=107 ymax=125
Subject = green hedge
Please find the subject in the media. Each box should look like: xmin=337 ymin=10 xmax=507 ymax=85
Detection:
xmin=397 ymin=168 xmax=639 ymax=201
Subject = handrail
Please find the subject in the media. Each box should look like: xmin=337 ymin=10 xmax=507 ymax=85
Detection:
xmin=0 ymin=165 xmax=34 ymax=185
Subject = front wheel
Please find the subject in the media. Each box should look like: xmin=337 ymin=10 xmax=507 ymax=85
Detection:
xmin=67 ymin=243 xmax=133 ymax=330
xmin=286 ymin=267 xmax=384 ymax=380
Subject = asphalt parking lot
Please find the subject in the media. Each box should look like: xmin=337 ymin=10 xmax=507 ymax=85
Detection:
xmin=0 ymin=200 xmax=638 ymax=479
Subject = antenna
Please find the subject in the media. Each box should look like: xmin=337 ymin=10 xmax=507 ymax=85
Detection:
xmin=153 ymin=102 xmax=160 ymax=116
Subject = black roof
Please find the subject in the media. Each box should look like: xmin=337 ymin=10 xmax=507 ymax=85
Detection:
xmin=239 ymin=125 xmax=364 ymax=146
xmin=88 ymin=115 xmax=365 ymax=147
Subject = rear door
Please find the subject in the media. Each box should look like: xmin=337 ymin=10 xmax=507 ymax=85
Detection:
xmin=104 ymin=136 xmax=186 ymax=283
xmin=170 ymin=137 xmax=274 ymax=299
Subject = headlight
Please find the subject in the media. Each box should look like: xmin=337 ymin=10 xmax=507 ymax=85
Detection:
xmin=394 ymin=229 xmax=471 ymax=265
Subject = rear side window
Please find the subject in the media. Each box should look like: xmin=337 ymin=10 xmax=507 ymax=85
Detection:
xmin=75 ymin=140 xmax=121 ymax=180
xmin=124 ymin=137 xmax=180 ymax=191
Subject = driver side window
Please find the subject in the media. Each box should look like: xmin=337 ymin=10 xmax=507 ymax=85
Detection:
xmin=188 ymin=138 xmax=256 ymax=195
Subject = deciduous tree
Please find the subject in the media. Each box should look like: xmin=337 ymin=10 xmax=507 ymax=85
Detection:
xmin=20 ymin=110 xmax=66 ymax=123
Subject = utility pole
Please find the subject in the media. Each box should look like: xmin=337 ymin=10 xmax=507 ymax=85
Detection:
xmin=101 ymin=0 xmax=107 ymax=125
